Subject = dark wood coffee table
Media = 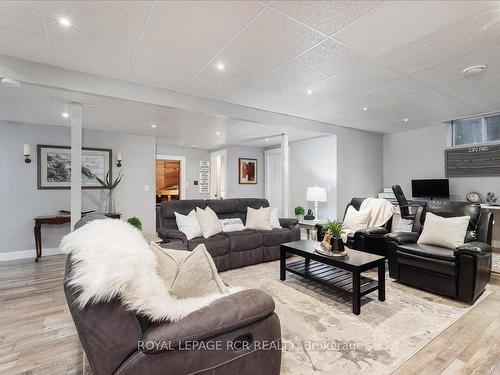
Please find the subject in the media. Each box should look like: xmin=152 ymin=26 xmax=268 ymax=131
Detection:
xmin=280 ymin=240 xmax=386 ymax=315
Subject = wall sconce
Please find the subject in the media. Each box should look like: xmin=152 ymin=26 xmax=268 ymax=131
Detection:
xmin=117 ymin=152 xmax=122 ymax=167
xmin=24 ymin=144 xmax=31 ymax=163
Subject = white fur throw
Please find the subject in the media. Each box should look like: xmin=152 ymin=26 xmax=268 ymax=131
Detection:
xmin=60 ymin=219 xmax=231 ymax=322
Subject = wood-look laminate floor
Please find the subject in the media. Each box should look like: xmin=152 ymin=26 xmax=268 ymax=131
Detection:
xmin=0 ymin=255 xmax=499 ymax=375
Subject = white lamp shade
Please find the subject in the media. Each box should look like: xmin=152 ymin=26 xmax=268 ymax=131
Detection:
xmin=23 ymin=144 xmax=30 ymax=156
xmin=306 ymin=186 xmax=327 ymax=202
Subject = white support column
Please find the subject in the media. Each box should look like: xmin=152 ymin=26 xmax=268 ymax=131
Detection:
xmin=281 ymin=133 xmax=289 ymax=217
xmin=70 ymin=102 xmax=83 ymax=230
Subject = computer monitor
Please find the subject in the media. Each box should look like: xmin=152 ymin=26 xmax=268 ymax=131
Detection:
xmin=411 ymin=179 xmax=449 ymax=199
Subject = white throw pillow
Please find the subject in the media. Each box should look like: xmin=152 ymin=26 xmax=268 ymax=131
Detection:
xmin=174 ymin=210 xmax=202 ymax=240
xmin=417 ymin=212 xmax=470 ymax=249
xmin=343 ymin=206 xmax=371 ymax=231
xmin=220 ymin=218 xmax=245 ymax=232
xmin=245 ymin=206 xmax=272 ymax=230
xmin=196 ymin=206 xmax=222 ymax=238
xmin=150 ymin=242 xmax=228 ymax=298
xmin=270 ymin=207 xmax=282 ymax=229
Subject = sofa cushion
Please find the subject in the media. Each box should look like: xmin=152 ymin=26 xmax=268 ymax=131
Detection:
xmin=421 ymin=201 xmax=480 ymax=242
xmin=259 ymin=228 xmax=291 ymax=247
xmin=187 ymin=234 xmax=229 ymax=257
xmin=397 ymin=250 xmax=456 ymax=276
xmin=237 ymin=198 xmax=269 ymax=213
xmin=397 ymin=243 xmax=455 ymax=262
xmin=223 ymin=229 xmax=263 ymax=251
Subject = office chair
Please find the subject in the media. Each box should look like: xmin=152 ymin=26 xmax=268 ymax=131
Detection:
xmin=392 ymin=185 xmax=423 ymax=220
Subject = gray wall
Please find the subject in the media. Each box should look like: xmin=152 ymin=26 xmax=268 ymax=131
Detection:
xmin=224 ymin=145 xmax=265 ymax=199
xmin=156 ymin=145 xmax=210 ymax=199
xmin=383 ymin=125 xmax=500 ymax=200
xmin=289 ymin=136 xmax=337 ymax=220
xmin=0 ymin=121 xmax=156 ymax=255
xmin=336 ymin=128 xmax=384 ymax=218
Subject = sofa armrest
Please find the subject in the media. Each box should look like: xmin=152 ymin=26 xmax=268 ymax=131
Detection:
xmin=157 ymin=228 xmax=187 ymax=244
xmin=455 ymin=241 xmax=491 ymax=256
xmin=279 ymin=218 xmax=298 ymax=229
xmin=356 ymin=227 xmax=389 ymax=236
xmin=384 ymin=231 xmax=419 ymax=245
xmin=141 ymin=289 xmax=275 ymax=353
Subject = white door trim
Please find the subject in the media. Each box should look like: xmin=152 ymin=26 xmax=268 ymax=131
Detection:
xmin=210 ymin=149 xmax=227 ymax=199
xmin=156 ymin=155 xmax=186 ymax=199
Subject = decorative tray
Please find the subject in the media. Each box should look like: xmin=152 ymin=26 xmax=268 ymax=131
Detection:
xmin=314 ymin=243 xmax=347 ymax=258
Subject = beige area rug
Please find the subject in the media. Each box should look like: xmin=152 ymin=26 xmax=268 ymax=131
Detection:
xmin=221 ymin=259 xmax=492 ymax=375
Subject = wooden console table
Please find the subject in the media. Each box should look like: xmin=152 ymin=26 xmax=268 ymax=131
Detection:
xmin=33 ymin=213 xmax=121 ymax=262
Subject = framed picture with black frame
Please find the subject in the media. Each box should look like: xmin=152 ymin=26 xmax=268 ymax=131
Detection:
xmin=37 ymin=145 xmax=112 ymax=189
xmin=239 ymin=158 xmax=257 ymax=184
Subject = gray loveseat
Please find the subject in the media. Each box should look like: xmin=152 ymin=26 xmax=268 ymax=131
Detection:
xmin=156 ymin=198 xmax=300 ymax=271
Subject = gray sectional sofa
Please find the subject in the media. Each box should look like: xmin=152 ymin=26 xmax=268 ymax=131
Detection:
xmin=156 ymin=198 xmax=300 ymax=271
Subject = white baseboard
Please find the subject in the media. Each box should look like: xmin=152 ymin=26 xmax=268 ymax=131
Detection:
xmin=493 ymin=240 xmax=500 ymax=249
xmin=0 ymin=247 xmax=62 ymax=262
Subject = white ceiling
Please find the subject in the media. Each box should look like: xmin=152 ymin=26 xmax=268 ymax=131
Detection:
xmin=0 ymin=83 xmax=323 ymax=148
xmin=1 ymin=1 xmax=500 ymax=133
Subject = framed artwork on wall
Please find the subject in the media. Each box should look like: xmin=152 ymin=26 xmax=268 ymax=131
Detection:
xmin=37 ymin=145 xmax=112 ymax=189
xmin=239 ymin=158 xmax=257 ymax=184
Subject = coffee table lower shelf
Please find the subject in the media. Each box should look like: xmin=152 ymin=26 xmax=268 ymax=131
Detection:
xmin=285 ymin=260 xmax=379 ymax=312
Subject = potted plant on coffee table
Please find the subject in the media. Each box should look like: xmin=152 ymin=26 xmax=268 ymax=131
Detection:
xmin=322 ymin=219 xmax=344 ymax=252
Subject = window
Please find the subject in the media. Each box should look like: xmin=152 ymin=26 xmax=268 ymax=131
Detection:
xmin=452 ymin=113 xmax=500 ymax=146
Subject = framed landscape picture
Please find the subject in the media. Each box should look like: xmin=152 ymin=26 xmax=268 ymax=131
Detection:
xmin=239 ymin=158 xmax=257 ymax=184
xmin=37 ymin=145 xmax=112 ymax=189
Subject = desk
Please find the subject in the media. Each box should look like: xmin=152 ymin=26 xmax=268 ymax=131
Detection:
xmin=33 ymin=213 xmax=121 ymax=261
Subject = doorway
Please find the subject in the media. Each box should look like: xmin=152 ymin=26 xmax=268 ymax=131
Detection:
xmin=210 ymin=149 xmax=227 ymax=199
xmin=156 ymin=155 xmax=186 ymax=204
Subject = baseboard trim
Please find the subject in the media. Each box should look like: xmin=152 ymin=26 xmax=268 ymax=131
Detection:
xmin=0 ymin=247 xmax=62 ymax=262
xmin=492 ymin=240 xmax=500 ymax=249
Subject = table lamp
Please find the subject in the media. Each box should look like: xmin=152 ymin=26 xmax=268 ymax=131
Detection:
xmin=306 ymin=186 xmax=327 ymax=221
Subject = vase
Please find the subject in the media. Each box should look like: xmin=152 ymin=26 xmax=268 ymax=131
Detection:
xmin=330 ymin=236 xmax=344 ymax=252
xmin=105 ymin=190 xmax=115 ymax=214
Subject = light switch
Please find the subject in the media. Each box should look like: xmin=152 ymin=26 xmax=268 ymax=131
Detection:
xmin=144 ymin=184 xmax=150 ymax=192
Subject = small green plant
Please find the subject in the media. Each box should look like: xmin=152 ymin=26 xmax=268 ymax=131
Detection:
xmin=322 ymin=219 xmax=343 ymax=237
xmin=127 ymin=217 xmax=143 ymax=231
xmin=294 ymin=206 xmax=305 ymax=216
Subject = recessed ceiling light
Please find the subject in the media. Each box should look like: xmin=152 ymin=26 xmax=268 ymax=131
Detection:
xmin=151 ymin=124 xmax=157 ymax=128
xmin=306 ymin=89 xmax=313 ymax=95
xmin=58 ymin=17 xmax=71 ymax=27
xmin=265 ymin=138 xmax=269 ymax=142
xmin=363 ymin=107 xmax=368 ymax=111
xmin=191 ymin=144 xmax=198 ymax=148
xmin=403 ymin=118 xmax=409 ymax=122
xmin=216 ymin=62 xmax=225 ymax=71
xmin=61 ymin=112 xmax=69 ymax=118
xmin=216 ymin=131 xmax=220 ymax=136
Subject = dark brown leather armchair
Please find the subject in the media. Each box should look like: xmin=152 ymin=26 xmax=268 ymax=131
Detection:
xmin=385 ymin=201 xmax=493 ymax=304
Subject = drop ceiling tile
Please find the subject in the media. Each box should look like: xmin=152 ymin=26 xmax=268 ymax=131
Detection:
xmin=334 ymin=1 xmax=496 ymax=58
xmin=225 ymin=87 xmax=281 ymax=109
xmin=151 ymin=106 xmax=203 ymax=126
xmin=250 ymin=39 xmax=368 ymax=96
xmin=42 ymin=1 xmax=151 ymax=56
xmin=181 ymin=68 xmax=244 ymax=101
xmin=271 ymin=0 xmax=384 ymax=35
xmin=410 ymin=43 xmax=500 ymax=87
xmin=460 ymin=85 xmax=500 ymax=112
xmin=0 ymin=26 xmax=51 ymax=64
xmin=311 ymin=61 xmax=401 ymax=100
xmin=208 ymin=7 xmax=325 ymax=83
xmin=51 ymin=38 xmax=131 ymax=80
xmin=378 ymin=7 xmax=500 ymax=74
xmin=126 ymin=57 xmax=196 ymax=91
xmin=135 ymin=1 xmax=263 ymax=73
xmin=350 ymin=77 xmax=430 ymax=107
xmin=0 ymin=1 xmax=44 ymax=33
